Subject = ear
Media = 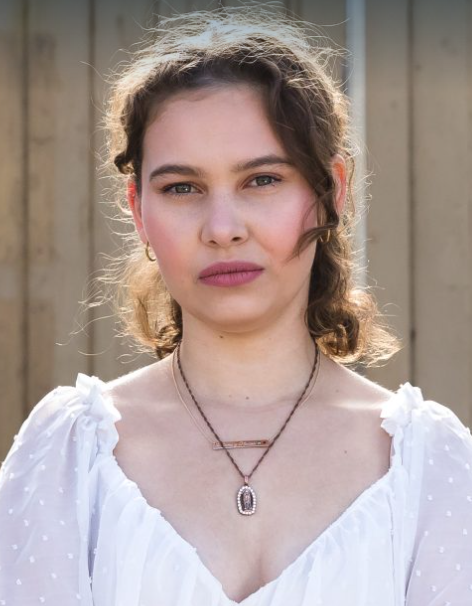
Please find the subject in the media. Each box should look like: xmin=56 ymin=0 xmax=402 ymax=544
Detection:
xmin=127 ymin=178 xmax=147 ymax=244
xmin=331 ymin=153 xmax=347 ymax=217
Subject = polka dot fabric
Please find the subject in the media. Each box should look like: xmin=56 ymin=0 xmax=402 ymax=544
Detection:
xmin=395 ymin=393 xmax=472 ymax=604
xmin=0 ymin=373 xmax=471 ymax=605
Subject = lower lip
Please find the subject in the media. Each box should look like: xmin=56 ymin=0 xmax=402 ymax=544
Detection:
xmin=199 ymin=269 xmax=264 ymax=287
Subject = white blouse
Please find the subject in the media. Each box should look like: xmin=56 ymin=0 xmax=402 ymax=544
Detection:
xmin=1 ymin=372 xmax=472 ymax=605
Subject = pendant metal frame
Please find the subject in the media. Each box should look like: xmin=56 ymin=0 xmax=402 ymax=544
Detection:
xmin=237 ymin=484 xmax=257 ymax=515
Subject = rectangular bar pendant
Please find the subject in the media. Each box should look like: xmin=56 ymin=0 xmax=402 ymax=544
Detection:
xmin=212 ymin=439 xmax=271 ymax=450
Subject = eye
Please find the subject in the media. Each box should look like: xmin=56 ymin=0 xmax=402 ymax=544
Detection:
xmin=161 ymin=182 xmax=198 ymax=197
xmin=249 ymin=175 xmax=282 ymax=188
xmin=159 ymin=175 xmax=282 ymax=197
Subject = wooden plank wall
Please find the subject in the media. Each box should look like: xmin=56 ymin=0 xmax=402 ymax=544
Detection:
xmin=412 ymin=0 xmax=471 ymax=421
xmin=365 ymin=0 xmax=411 ymax=391
xmin=0 ymin=1 xmax=26 ymax=462
xmin=1 ymin=0 xmax=471 ymax=460
xmin=365 ymin=0 xmax=472 ymax=423
xmin=27 ymin=0 xmax=92 ymax=401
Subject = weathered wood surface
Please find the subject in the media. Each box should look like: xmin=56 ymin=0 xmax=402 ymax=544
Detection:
xmin=364 ymin=0 xmax=411 ymax=389
xmin=411 ymin=0 xmax=471 ymax=422
xmin=27 ymin=0 xmax=92 ymax=401
xmin=0 ymin=0 xmax=26 ymax=461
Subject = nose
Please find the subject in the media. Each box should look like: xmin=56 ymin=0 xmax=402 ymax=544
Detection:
xmin=200 ymin=195 xmax=249 ymax=248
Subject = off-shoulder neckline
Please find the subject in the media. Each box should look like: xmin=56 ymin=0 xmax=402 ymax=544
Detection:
xmin=74 ymin=372 xmax=422 ymax=605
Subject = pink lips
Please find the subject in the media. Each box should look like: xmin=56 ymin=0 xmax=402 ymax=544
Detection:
xmin=198 ymin=261 xmax=264 ymax=287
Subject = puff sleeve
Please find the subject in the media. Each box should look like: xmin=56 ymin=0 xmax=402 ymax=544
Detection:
xmin=405 ymin=399 xmax=472 ymax=604
xmin=0 ymin=375 xmax=121 ymax=605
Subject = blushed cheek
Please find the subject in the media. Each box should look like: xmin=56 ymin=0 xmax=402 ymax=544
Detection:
xmin=145 ymin=219 xmax=191 ymax=288
xmin=269 ymin=199 xmax=317 ymax=262
xmin=300 ymin=196 xmax=319 ymax=231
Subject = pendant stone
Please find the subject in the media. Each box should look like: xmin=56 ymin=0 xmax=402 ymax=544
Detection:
xmin=237 ymin=482 xmax=257 ymax=515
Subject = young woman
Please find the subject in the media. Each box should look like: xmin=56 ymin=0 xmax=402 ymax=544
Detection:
xmin=1 ymin=8 xmax=471 ymax=605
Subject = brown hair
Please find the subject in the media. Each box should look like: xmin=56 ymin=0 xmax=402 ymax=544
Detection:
xmin=92 ymin=5 xmax=402 ymax=367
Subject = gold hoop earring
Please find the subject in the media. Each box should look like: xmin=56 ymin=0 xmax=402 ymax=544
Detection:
xmin=145 ymin=241 xmax=156 ymax=262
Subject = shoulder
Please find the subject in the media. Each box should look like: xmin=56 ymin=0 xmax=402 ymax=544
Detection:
xmin=21 ymin=372 xmax=121 ymax=426
xmin=319 ymin=355 xmax=396 ymax=416
xmin=399 ymin=392 xmax=472 ymax=591
xmin=103 ymin=357 xmax=174 ymax=421
xmin=381 ymin=380 xmax=471 ymax=446
xmin=322 ymin=357 xmax=472 ymax=466
xmin=55 ymin=372 xmax=122 ymax=430
xmin=377 ymin=375 xmax=472 ymax=456
xmin=378 ymin=380 xmax=472 ymax=515
xmin=414 ymin=394 xmax=472 ymax=472
xmin=1 ymin=373 xmax=121 ymax=475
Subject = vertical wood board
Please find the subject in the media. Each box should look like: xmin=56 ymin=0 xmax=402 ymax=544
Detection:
xmin=92 ymin=0 xmax=161 ymax=382
xmin=27 ymin=0 xmax=91 ymax=404
xmin=0 ymin=0 xmax=26 ymax=461
xmin=412 ymin=0 xmax=470 ymax=420
xmin=364 ymin=0 xmax=410 ymax=388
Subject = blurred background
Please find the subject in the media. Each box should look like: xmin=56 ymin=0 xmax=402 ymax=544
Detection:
xmin=1 ymin=0 xmax=471 ymax=459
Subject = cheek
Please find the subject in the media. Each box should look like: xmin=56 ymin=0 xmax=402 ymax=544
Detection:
xmin=142 ymin=211 xmax=188 ymax=280
xmin=263 ymin=197 xmax=317 ymax=259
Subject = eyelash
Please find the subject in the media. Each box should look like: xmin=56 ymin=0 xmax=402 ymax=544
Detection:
xmin=160 ymin=175 xmax=282 ymax=198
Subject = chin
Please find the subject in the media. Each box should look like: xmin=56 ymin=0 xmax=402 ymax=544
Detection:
xmin=189 ymin=303 xmax=275 ymax=334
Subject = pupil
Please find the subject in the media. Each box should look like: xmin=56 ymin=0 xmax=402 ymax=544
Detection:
xmin=175 ymin=185 xmax=188 ymax=193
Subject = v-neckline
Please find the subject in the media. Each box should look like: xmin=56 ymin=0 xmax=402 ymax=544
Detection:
xmin=107 ymin=454 xmax=399 ymax=604
xmin=99 ymin=382 xmax=407 ymax=606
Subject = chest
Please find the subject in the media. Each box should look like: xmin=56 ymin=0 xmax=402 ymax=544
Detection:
xmin=112 ymin=400 xmax=392 ymax=603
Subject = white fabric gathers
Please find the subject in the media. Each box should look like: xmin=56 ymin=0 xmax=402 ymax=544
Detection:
xmin=1 ymin=373 xmax=472 ymax=605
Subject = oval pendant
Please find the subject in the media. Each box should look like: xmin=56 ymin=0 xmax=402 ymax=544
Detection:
xmin=237 ymin=483 xmax=257 ymax=515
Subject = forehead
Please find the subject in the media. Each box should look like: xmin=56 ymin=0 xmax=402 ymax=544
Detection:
xmin=142 ymin=83 xmax=286 ymax=165
xmin=148 ymin=81 xmax=266 ymax=122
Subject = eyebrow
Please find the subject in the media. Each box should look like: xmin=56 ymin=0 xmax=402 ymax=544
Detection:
xmin=148 ymin=154 xmax=294 ymax=181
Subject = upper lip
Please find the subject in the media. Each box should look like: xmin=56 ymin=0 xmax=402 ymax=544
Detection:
xmin=199 ymin=261 xmax=264 ymax=279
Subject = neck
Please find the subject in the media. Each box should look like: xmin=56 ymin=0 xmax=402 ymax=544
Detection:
xmin=174 ymin=313 xmax=324 ymax=411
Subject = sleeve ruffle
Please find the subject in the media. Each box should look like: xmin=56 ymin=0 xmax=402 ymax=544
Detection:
xmin=380 ymin=382 xmax=426 ymax=437
xmin=75 ymin=372 xmax=122 ymax=455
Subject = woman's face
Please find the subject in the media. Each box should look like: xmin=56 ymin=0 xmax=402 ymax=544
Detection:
xmin=130 ymin=83 xmax=345 ymax=334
